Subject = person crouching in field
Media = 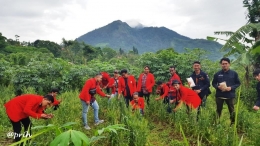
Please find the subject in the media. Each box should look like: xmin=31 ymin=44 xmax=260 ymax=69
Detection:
xmin=79 ymin=73 xmax=110 ymax=130
xmin=170 ymin=80 xmax=201 ymax=112
xmin=253 ymin=69 xmax=260 ymax=111
xmin=130 ymin=92 xmax=145 ymax=115
xmin=4 ymin=94 xmax=54 ymax=143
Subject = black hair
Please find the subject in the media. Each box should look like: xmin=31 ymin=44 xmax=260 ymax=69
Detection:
xmin=15 ymin=89 xmax=23 ymax=96
xmin=96 ymin=72 xmax=102 ymax=76
xmin=120 ymin=69 xmax=128 ymax=74
xmin=172 ymin=80 xmax=181 ymax=85
xmin=220 ymin=57 xmax=230 ymax=64
xmin=193 ymin=61 xmax=201 ymax=65
xmin=169 ymin=66 xmax=176 ymax=69
xmin=43 ymin=94 xmax=54 ymax=103
xmin=144 ymin=65 xmax=150 ymax=70
xmin=156 ymin=81 xmax=163 ymax=85
xmin=133 ymin=92 xmax=139 ymax=96
xmin=50 ymin=88 xmax=59 ymax=93
xmin=253 ymin=69 xmax=260 ymax=77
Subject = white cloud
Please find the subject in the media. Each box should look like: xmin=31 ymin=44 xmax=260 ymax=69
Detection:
xmin=0 ymin=0 xmax=248 ymax=43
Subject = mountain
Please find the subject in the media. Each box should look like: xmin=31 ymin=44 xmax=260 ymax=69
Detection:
xmin=77 ymin=20 xmax=223 ymax=60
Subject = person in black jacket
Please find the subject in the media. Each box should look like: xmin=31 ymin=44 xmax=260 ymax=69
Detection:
xmin=189 ymin=61 xmax=210 ymax=119
xmin=212 ymin=58 xmax=241 ymax=125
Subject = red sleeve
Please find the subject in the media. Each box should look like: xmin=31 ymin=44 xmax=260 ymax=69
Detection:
xmin=136 ymin=74 xmax=142 ymax=92
xmin=118 ymin=77 xmax=123 ymax=95
xmin=23 ymin=99 xmax=42 ymax=119
xmin=160 ymin=84 xmax=169 ymax=99
xmin=97 ymin=85 xmax=106 ymax=97
xmin=108 ymin=78 xmax=114 ymax=88
xmin=52 ymin=96 xmax=60 ymax=106
xmin=146 ymin=74 xmax=155 ymax=91
xmin=83 ymin=80 xmax=91 ymax=102
xmin=139 ymin=98 xmax=145 ymax=110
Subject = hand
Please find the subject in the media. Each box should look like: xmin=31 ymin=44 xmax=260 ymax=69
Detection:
xmin=155 ymin=97 xmax=160 ymax=100
xmin=117 ymin=94 xmax=121 ymax=100
xmin=173 ymin=108 xmax=177 ymax=112
xmin=106 ymin=94 xmax=111 ymax=98
xmin=46 ymin=114 xmax=54 ymax=118
xmin=195 ymin=90 xmax=201 ymax=94
xmin=86 ymin=101 xmax=90 ymax=105
xmin=225 ymin=87 xmax=231 ymax=91
xmin=58 ymin=99 xmax=62 ymax=103
xmin=41 ymin=114 xmax=49 ymax=119
xmin=253 ymin=106 xmax=259 ymax=110
xmin=188 ymin=82 xmax=191 ymax=87
xmin=218 ymin=86 xmax=225 ymax=91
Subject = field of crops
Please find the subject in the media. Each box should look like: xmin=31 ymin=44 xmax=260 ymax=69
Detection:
xmin=1 ymin=85 xmax=260 ymax=146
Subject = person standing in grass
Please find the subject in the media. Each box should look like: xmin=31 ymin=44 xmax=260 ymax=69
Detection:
xmin=130 ymin=92 xmax=145 ymax=115
xmin=118 ymin=69 xmax=136 ymax=108
xmin=212 ymin=58 xmax=241 ymax=125
xmin=168 ymin=66 xmax=182 ymax=103
xmin=252 ymin=69 xmax=260 ymax=111
xmin=170 ymin=80 xmax=201 ymax=112
xmin=108 ymin=70 xmax=120 ymax=102
xmin=79 ymin=73 xmax=110 ymax=130
xmin=136 ymin=66 xmax=155 ymax=105
xmin=4 ymin=94 xmax=54 ymax=142
xmin=189 ymin=61 xmax=210 ymax=119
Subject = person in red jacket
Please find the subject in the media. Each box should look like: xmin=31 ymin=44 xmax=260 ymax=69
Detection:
xmin=136 ymin=66 xmax=155 ymax=105
xmin=48 ymin=88 xmax=62 ymax=110
xmin=118 ymin=69 xmax=136 ymax=107
xmin=108 ymin=70 xmax=120 ymax=101
xmin=4 ymin=94 xmax=54 ymax=142
xmin=168 ymin=66 xmax=182 ymax=100
xmin=100 ymin=72 xmax=111 ymax=93
xmin=170 ymin=80 xmax=201 ymax=112
xmin=130 ymin=92 xmax=145 ymax=115
xmin=155 ymin=81 xmax=169 ymax=102
xmin=79 ymin=73 xmax=110 ymax=130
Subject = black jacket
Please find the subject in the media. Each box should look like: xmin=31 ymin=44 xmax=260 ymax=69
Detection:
xmin=212 ymin=69 xmax=241 ymax=98
xmin=190 ymin=70 xmax=210 ymax=98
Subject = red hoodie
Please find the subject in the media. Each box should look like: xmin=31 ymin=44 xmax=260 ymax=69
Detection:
xmin=108 ymin=77 xmax=120 ymax=94
xmin=136 ymin=73 xmax=155 ymax=93
xmin=4 ymin=94 xmax=45 ymax=122
xmin=100 ymin=72 xmax=110 ymax=88
xmin=79 ymin=78 xmax=106 ymax=102
xmin=158 ymin=83 xmax=169 ymax=99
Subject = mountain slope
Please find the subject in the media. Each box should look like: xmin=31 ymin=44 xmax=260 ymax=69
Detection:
xmin=77 ymin=20 xmax=223 ymax=60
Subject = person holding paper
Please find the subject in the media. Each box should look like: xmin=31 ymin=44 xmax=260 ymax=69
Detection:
xmin=189 ymin=61 xmax=210 ymax=119
xmin=212 ymin=58 xmax=241 ymax=125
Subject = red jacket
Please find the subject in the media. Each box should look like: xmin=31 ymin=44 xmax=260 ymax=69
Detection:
xmin=52 ymin=95 xmax=60 ymax=106
xmin=136 ymin=73 xmax=155 ymax=93
xmin=108 ymin=77 xmax=120 ymax=94
xmin=158 ymin=84 xmax=169 ymax=99
xmin=79 ymin=78 xmax=106 ymax=102
xmin=100 ymin=72 xmax=110 ymax=88
xmin=4 ymin=94 xmax=45 ymax=122
xmin=130 ymin=97 xmax=145 ymax=110
xmin=168 ymin=73 xmax=182 ymax=96
xmin=177 ymin=86 xmax=201 ymax=109
xmin=118 ymin=75 xmax=136 ymax=97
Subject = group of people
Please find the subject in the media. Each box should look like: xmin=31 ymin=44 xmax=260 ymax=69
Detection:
xmin=3 ymin=57 xmax=260 ymax=143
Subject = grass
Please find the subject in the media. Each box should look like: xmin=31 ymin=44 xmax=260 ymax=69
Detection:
xmin=1 ymin=86 xmax=260 ymax=146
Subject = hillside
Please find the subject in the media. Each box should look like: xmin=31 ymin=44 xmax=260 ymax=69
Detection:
xmin=77 ymin=20 xmax=223 ymax=60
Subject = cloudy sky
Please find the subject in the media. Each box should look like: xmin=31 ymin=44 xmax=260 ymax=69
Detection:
xmin=0 ymin=0 xmax=248 ymax=44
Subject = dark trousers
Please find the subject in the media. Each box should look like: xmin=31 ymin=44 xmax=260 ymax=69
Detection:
xmin=124 ymin=95 xmax=133 ymax=108
xmin=216 ymin=97 xmax=235 ymax=124
xmin=197 ymin=95 xmax=207 ymax=120
xmin=10 ymin=117 xmax=32 ymax=142
xmin=139 ymin=91 xmax=150 ymax=105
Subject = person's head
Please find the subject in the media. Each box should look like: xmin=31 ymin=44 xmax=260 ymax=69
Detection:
xmin=169 ymin=66 xmax=176 ymax=75
xmin=15 ymin=89 xmax=23 ymax=96
xmin=120 ymin=69 xmax=128 ymax=78
xmin=49 ymin=88 xmax=59 ymax=97
xmin=172 ymin=80 xmax=181 ymax=90
xmin=113 ymin=70 xmax=119 ymax=78
xmin=42 ymin=94 xmax=54 ymax=107
xmin=133 ymin=92 xmax=139 ymax=101
xmin=144 ymin=66 xmax=150 ymax=74
xmin=95 ymin=73 xmax=103 ymax=82
xmin=193 ymin=61 xmax=201 ymax=72
xmin=253 ymin=69 xmax=260 ymax=81
xmin=156 ymin=81 xmax=163 ymax=88
xmin=220 ymin=58 xmax=230 ymax=71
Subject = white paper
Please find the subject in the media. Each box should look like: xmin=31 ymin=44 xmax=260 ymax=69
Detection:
xmin=186 ymin=77 xmax=196 ymax=87
xmin=219 ymin=82 xmax=227 ymax=91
